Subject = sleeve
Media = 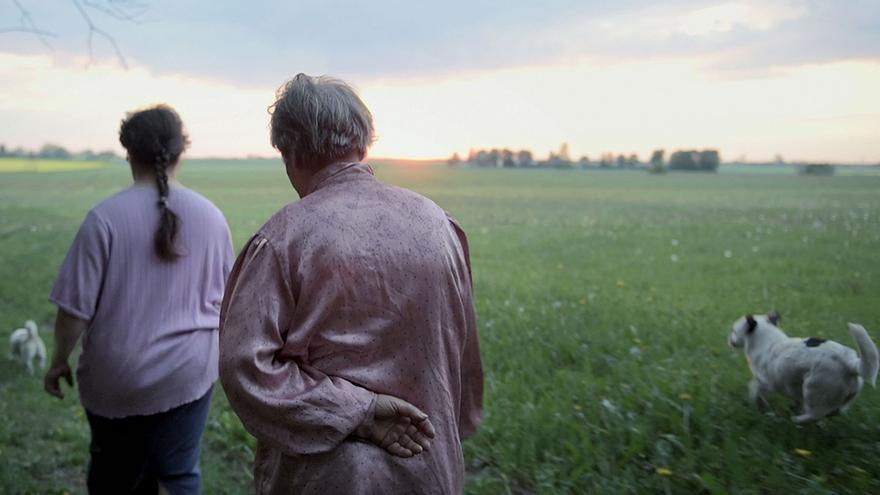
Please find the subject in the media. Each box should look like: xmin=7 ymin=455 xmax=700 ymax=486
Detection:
xmin=222 ymin=226 xmax=234 ymax=278
xmin=208 ymin=220 xmax=236 ymax=317
xmin=447 ymin=214 xmax=484 ymax=439
xmin=218 ymin=234 xmax=377 ymax=456
xmin=49 ymin=210 xmax=110 ymax=321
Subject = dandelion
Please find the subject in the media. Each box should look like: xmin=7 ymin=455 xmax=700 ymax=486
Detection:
xmin=795 ymin=448 xmax=812 ymax=458
xmin=670 ymin=254 xmax=679 ymax=263
xmin=723 ymin=250 xmax=733 ymax=258
xmin=616 ymin=280 xmax=626 ymax=288
xmin=656 ymin=467 xmax=673 ymax=476
xmin=678 ymin=393 xmax=692 ymax=401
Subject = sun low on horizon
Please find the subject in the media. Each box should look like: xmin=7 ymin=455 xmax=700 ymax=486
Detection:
xmin=1 ymin=0 xmax=879 ymax=164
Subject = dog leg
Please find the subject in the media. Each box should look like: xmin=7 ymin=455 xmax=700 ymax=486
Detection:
xmin=749 ymin=378 xmax=771 ymax=411
xmin=794 ymin=374 xmax=845 ymax=423
xmin=10 ymin=341 xmax=21 ymax=360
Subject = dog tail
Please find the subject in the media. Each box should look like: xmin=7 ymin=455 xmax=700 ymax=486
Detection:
xmin=25 ymin=320 xmax=38 ymax=338
xmin=849 ymin=323 xmax=879 ymax=387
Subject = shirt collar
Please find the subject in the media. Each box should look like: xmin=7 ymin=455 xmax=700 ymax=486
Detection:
xmin=306 ymin=161 xmax=375 ymax=196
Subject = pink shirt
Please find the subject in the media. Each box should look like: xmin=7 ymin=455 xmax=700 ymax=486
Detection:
xmin=219 ymin=162 xmax=483 ymax=494
xmin=50 ymin=184 xmax=233 ymax=418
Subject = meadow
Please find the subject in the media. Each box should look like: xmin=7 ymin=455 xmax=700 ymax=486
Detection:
xmin=1 ymin=158 xmax=879 ymax=494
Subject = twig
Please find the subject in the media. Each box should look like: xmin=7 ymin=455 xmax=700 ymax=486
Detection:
xmin=71 ymin=0 xmax=128 ymax=69
xmin=0 ymin=0 xmax=56 ymax=49
xmin=82 ymin=0 xmax=149 ymax=24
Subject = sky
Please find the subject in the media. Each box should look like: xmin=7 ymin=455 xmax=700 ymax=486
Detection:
xmin=1 ymin=0 xmax=879 ymax=163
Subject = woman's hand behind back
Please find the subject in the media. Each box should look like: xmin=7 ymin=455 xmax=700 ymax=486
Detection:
xmin=355 ymin=394 xmax=436 ymax=458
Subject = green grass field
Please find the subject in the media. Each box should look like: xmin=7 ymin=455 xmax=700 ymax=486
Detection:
xmin=2 ymin=158 xmax=879 ymax=494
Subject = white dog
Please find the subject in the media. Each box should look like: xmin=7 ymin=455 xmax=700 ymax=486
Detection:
xmin=9 ymin=320 xmax=46 ymax=375
xmin=729 ymin=312 xmax=879 ymax=424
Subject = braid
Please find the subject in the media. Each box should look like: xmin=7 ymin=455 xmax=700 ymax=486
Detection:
xmin=153 ymin=151 xmax=181 ymax=261
xmin=118 ymin=104 xmax=189 ymax=262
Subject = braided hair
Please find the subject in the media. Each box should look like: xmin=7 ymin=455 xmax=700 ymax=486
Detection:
xmin=119 ymin=105 xmax=190 ymax=262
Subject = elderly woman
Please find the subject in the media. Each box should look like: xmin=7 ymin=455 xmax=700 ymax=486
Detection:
xmin=218 ymin=74 xmax=483 ymax=494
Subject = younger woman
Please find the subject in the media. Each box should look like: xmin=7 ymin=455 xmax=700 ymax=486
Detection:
xmin=45 ymin=105 xmax=234 ymax=494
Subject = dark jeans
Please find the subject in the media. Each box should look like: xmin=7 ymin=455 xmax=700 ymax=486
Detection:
xmin=85 ymin=387 xmax=213 ymax=495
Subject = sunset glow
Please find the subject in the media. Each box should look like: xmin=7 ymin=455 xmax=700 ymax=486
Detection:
xmin=1 ymin=0 xmax=878 ymax=163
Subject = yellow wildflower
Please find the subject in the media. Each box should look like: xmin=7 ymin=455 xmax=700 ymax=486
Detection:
xmin=655 ymin=467 xmax=673 ymax=476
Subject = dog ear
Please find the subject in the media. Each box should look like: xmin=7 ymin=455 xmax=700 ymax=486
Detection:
xmin=746 ymin=315 xmax=757 ymax=333
xmin=767 ymin=311 xmax=781 ymax=326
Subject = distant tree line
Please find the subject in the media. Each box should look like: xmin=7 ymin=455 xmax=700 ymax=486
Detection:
xmin=450 ymin=144 xmax=722 ymax=173
xmin=449 ymin=143 xmax=644 ymax=170
xmin=665 ymin=149 xmax=720 ymax=172
xmin=0 ymin=143 xmax=118 ymax=161
xmin=799 ymin=163 xmax=834 ymax=176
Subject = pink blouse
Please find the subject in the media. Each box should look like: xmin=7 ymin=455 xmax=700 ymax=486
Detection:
xmin=219 ymin=162 xmax=483 ymax=494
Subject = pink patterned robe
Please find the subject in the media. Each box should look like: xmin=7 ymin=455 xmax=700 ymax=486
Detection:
xmin=219 ymin=162 xmax=483 ymax=494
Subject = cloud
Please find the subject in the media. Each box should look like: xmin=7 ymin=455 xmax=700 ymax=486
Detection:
xmin=0 ymin=52 xmax=275 ymax=157
xmin=2 ymin=0 xmax=878 ymax=86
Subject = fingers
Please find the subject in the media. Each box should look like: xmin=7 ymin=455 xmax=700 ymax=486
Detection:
xmin=410 ymin=428 xmax=433 ymax=451
xmin=378 ymin=417 xmax=409 ymax=447
xmin=398 ymin=425 xmax=424 ymax=454
xmin=385 ymin=396 xmax=434 ymax=440
xmin=389 ymin=396 xmax=429 ymax=423
xmin=414 ymin=415 xmax=436 ymax=439
xmin=368 ymin=394 xmax=436 ymax=457
xmin=381 ymin=422 xmax=435 ymax=458
xmin=386 ymin=441 xmax=414 ymax=458
xmin=44 ymin=373 xmax=64 ymax=399
xmin=43 ymin=365 xmax=72 ymax=399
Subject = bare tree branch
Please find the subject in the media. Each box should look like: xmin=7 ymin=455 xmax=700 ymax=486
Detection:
xmin=0 ymin=0 xmax=56 ymax=50
xmin=2 ymin=0 xmax=149 ymax=70
xmin=82 ymin=0 xmax=149 ymax=24
xmin=72 ymin=0 xmax=129 ymax=69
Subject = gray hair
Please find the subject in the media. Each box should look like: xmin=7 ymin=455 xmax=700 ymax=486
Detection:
xmin=269 ymin=73 xmax=374 ymax=168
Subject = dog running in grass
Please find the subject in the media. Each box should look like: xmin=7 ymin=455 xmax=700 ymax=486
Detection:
xmin=729 ymin=312 xmax=879 ymax=424
xmin=9 ymin=320 xmax=46 ymax=375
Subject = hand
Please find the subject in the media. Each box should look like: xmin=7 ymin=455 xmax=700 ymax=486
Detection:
xmin=44 ymin=361 xmax=74 ymax=399
xmin=355 ymin=393 xmax=436 ymax=458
